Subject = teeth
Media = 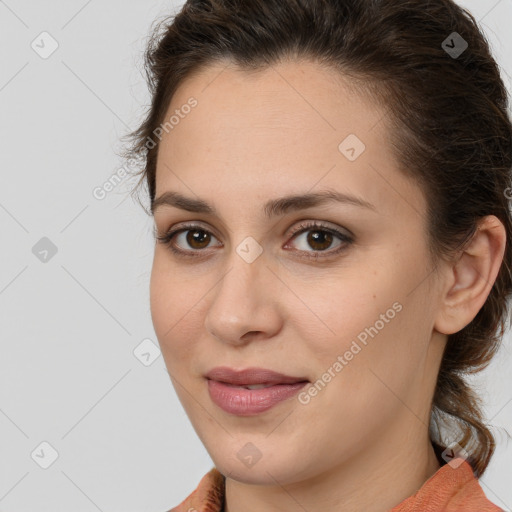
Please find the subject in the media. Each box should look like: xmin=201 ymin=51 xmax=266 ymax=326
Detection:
xmin=243 ymin=384 xmax=274 ymax=390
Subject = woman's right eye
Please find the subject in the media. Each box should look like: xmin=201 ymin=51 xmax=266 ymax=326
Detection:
xmin=156 ymin=225 xmax=222 ymax=257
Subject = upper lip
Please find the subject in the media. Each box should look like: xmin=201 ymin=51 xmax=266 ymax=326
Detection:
xmin=205 ymin=366 xmax=309 ymax=386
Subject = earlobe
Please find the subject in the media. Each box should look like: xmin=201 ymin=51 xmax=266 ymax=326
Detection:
xmin=434 ymin=215 xmax=506 ymax=335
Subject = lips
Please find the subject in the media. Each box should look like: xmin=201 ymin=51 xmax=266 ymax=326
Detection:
xmin=205 ymin=366 xmax=309 ymax=386
xmin=204 ymin=366 xmax=310 ymax=415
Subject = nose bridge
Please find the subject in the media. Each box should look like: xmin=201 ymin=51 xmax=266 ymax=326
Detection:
xmin=204 ymin=242 xmax=279 ymax=344
xmin=212 ymin=244 xmax=265 ymax=320
xmin=221 ymin=232 xmax=268 ymax=299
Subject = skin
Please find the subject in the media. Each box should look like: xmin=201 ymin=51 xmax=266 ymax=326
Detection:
xmin=149 ymin=58 xmax=506 ymax=512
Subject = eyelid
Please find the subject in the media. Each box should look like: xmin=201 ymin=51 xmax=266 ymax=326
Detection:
xmin=286 ymin=219 xmax=353 ymax=240
xmin=156 ymin=220 xmax=222 ymax=243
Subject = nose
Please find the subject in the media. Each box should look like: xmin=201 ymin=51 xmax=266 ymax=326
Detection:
xmin=203 ymin=250 xmax=283 ymax=347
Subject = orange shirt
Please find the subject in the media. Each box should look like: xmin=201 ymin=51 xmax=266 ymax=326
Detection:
xmin=169 ymin=458 xmax=502 ymax=511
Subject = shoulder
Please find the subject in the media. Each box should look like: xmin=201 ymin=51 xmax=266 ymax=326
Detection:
xmin=390 ymin=459 xmax=502 ymax=512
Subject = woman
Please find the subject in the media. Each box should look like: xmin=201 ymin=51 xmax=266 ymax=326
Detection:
xmin=123 ymin=0 xmax=512 ymax=510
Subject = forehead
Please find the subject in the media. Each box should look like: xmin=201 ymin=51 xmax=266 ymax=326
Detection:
xmin=154 ymin=59 xmax=425 ymax=220
xmin=163 ymin=58 xmax=382 ymax=145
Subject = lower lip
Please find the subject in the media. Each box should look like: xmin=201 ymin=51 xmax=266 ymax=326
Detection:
xmin=207 ymin=379 xmax=309 ymax=416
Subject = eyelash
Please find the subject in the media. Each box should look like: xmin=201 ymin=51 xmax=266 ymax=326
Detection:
xmin=155 ymin=221 xmax=354 ymax=260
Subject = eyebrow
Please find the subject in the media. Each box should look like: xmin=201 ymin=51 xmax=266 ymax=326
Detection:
xmin=151 ymin=189 xmax=377 ymax=218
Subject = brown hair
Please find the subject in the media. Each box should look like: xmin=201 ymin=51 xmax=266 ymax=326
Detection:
xmin=122 ymin=0 xmax=512 ymax=476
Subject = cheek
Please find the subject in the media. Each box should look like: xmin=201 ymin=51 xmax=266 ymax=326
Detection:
xmin=306 ymin=290 xmax=433 ymax=431
xmin=296 ymin=307 xmax=420 ymax=449
xmin=293 ymin=262 xmax=430 ymax=388
xmin=149 ymin=258 xmax=203 ymax=361
xmin=287 ymin=269 xmax=400 ymax=352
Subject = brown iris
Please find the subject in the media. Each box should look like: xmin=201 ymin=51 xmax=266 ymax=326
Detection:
xmin=306 ymin=230 xmax=333 ymax=251
xmin=186 ymin=229 xmax=211 ymax=249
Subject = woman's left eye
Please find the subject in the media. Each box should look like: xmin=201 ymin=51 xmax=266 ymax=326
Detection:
xmin=156 ymin=221 xmax=353 ymax=259
xmin=286 ymin=223 xmax=353 ymax=256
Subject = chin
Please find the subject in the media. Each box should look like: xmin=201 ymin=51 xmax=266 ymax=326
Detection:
xmin=215 ymin=459 xmax=292 ymax=485
xmin=209 ymin=443 xmax=315 ymax=486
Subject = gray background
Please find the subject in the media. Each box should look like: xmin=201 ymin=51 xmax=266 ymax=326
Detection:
xmin=0 ymin=0 xmax=511 ymax=510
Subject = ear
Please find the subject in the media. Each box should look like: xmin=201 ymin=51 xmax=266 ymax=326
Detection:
xmin=434 ymin=215 xmax=507 ymax=335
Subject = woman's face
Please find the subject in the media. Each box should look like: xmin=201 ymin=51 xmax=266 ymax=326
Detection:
xmin=150 ymin=59 xmax=447 ymax=485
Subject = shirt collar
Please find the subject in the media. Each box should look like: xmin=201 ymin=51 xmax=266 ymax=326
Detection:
xmin=171 ymin=458 xmax=501 ymax=512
